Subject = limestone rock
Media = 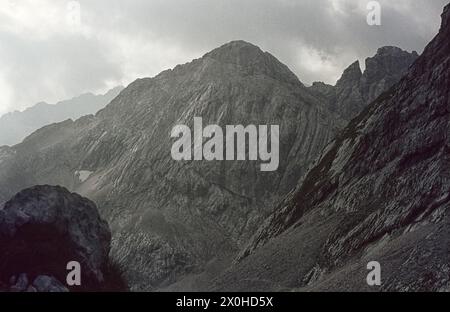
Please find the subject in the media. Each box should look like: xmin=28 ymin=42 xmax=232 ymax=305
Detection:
xmin=309 ymin=47 xmax=418 ymax=120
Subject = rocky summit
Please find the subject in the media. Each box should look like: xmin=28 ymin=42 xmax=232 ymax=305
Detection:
xmin=214 ymin=4 xmax=450 ymax=292
xmin=309 ymin=46 xmax=418 ymax=120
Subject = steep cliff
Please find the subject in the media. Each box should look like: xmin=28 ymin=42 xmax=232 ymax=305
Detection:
xmin=310 ymin=47 xmax=418 ymax=120
xmin=218 ymin=4 xmax=450 ymax=292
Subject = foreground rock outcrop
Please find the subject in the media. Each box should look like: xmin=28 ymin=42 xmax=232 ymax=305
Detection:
xmin=0 ymin=185 xmax=120 ymax=292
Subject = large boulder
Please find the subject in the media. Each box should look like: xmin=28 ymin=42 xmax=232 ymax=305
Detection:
xmin=0 ymin=185 xmax=111 ymax=291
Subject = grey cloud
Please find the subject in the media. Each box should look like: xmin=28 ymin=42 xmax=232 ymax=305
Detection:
xmin=0 ymin=31 xmax=122 ymax=109
xmin=0 ymin=0 xmax=448 ymax=115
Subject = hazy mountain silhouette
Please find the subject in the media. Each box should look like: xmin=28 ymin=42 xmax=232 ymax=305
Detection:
xmin=0 ymin=86 xmax=124 ymax=146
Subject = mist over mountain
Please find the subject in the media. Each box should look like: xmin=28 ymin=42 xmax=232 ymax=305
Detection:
xmin=0 ymin=86 xmax=124 ymax=147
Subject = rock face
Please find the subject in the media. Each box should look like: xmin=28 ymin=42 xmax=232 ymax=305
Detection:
xmin=215 ymin=4 xmax=450 ymax=292
xmin=0 ymin=41 xmax=345 ymax=290
xmin=0 ymin=86 xmax=124 ymax=146
xmin=0 ymin=185 xmax=111 ymax=291
xmin=361 ymin=46 xmax=419 ymax=103
xmin=310 ymin=47 xmax=418 ymax=120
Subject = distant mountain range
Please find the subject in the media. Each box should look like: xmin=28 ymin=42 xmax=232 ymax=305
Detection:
xmin=0 ymin=3 xmax=448 ymax=292
xmin=0 ymin=86 xmax=124 ymax=146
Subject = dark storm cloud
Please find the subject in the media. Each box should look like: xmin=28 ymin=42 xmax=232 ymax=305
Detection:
xmin=0 ymin=0 xmax=447 ymax=115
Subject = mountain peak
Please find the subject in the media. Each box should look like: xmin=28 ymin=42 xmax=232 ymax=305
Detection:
xmin=219 ymin=40 xmax=260 ymax=49
xmin=375 ymin=46 xmax=418 ymax=58
xmin=336 ymin=61 xmax=362 ymax=87
xmin=203 ymin=40 xmax=301 ymax=85
xmin=204 ymin=40 xmax=266 ymax=63
xmin=360 ymin=46 xmax=418 ymax=103
xmin=364 ymin=46 xmax=418 ymax=73
xmin=327 ymin=46 xmax=417 ymax=120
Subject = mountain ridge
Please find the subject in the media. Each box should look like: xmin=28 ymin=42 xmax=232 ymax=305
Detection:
xmin=309 ymin=46 xmax=418 ymax=120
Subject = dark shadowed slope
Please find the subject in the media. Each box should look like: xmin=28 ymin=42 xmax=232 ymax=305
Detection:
xmin=0 ymin=185 xmax=124 ymax=292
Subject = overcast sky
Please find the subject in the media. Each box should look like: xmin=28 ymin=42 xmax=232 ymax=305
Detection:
xmin=0 ymin=0 xmax=447 ymax=116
